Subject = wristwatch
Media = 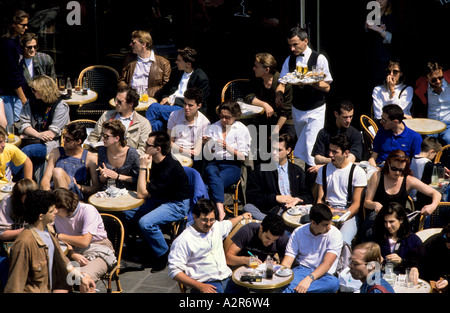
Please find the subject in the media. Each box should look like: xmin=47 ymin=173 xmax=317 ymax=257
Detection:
xmin=308 ymin=274 xmax=315 ymax=281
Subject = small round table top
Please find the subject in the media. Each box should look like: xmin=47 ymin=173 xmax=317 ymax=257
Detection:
xmin=282 ymin=211 xmax=304 ymax=229
xmin=172 ymin=153 xmax=193 ymax=167
xmin=0 ymin=182 xmax=13 ymax=201
xmin=7 ymin=135 xmax=21 ymax=147
xmin=403 ymin=118 xmax=447 ymax=135
xmin=88 ymin=190 xmax=144 ymax=212
xmin=109 ymin=97 xmax=156 ymax=112
xmin=65 ymin=90 xmax=98 ymax=106
xmin=393 ymin=278 xmax=431 ymax=293
xmin=232 ymin=265 xmax=294 ymax=291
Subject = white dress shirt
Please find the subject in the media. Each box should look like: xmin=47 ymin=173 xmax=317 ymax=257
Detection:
xmin=168 ymin=220 xmax=233 ymax=282
xmin=167 ymin=109 xmax=210 ymax=150
xmin=204 ymin=121 xmax=251 ymax=161
xmin=130 ymin=50 xmax=156 ymax=88
xmin=372 ymin=83 xmax=413 ymax=120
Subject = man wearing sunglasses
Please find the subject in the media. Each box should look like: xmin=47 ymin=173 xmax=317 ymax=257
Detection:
xmin=415 ymin=62 xmax=450 ymax=144
xmin=20 ymin=33 xmax=56 ymax=97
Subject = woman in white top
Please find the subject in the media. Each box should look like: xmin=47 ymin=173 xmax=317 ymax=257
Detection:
xmin=204 ymin=101 xmax=251 ymax=221
xmin=372 ymin=60 xmax=413 ymax=120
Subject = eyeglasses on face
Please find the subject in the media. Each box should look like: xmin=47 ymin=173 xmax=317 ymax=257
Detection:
xmin=145 ymin=142 xmax=158 ymax=149
xmin=348 ymin=258 xmax=366 ymax=267
xmin=101 ymin=133 xmax=113 ymax=140
xmin=200 ymin=218 xmax=216 ymax=224
xmin=389 ymin=165 xmax=405 ymax=173
xmin=17 ymin=23 xmax=28 ymax=28
xmin=25 ymin=45 xmax=39 ymax=50
xmin=219 ymin=114 xmax=233 ymax=120
xmin=430 ymin=76 xmax=444 ymax=84
xmin=115 ymin=98 xmax=126 ymax=105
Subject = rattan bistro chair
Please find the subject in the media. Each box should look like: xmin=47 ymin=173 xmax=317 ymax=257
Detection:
xmin=220 ymin=79 xmax=251 ymax=103
xmin=76 ymin=65 xmax=119 ymax=120
xmin=100 ymin=213 xmax=124 ymax=293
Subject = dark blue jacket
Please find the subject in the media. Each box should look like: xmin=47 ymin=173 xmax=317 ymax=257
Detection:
xmin=0 ymin=36 xmax=27 ymax=95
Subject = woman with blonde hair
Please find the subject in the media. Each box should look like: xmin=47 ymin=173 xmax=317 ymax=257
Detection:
xmin=97 ymin=119 xmax=140 ymax=190
xmin=17 ymin=75 xmax=69 ymax=183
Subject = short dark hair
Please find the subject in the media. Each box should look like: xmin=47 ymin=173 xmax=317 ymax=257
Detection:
xmin=336 ymin=100 xmax=354 ymax=115
xmin=373 ymin=202 xmax=411 ymax=243
xmin=288 ymin=27 xmax=308 ymax=40
xmin=103 ymin=119 xmax=127 ymax=147
xmin=279 ymin=133 xmax=295 ymax=151
xmin=21 ymin=32 xmax=39 ymax=47
xmin=184 ymin=87 xmax=203 ymax=105
xmin=309 ymin=203 xmax=333 ymax=224
xmin=216 ymin=100 xmax=242 ymax=118
xmin=178 ymin=47 xmax=197 ymax=67
xmin=421 ymin=136 xmax=442 ymax=153
xmin=117 ymin=86 xmax=139 ymax=108
xmin=329 ymin=134 xmax=351 ymax=153
xmin=261 ymin=214 xmax=285 ymax=237
xmin=66 ymin=122 xmax=87 ymax=143
xmin=149 ymin=130 xmax=171 ymax=155
xmin=23 ymin=190 xmax=56 ymax=224
xmin=54 ymin=188 xmax=79 ymax=215
xmin=382 ymin=104 xmax=404 ymax=122
xmin=192 ymin=198 xmax=218 ymax=219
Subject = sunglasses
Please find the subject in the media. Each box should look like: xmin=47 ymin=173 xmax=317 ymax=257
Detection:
xmin=25 ymin=45 xmax=39 ymax=50
xmin=145 ymin=142 xmax=157 ymax=148
xmin=101 ymin=133 xmax=113 ymax=139
xmin=389 ymin=165 xmax=405 ymax=173
xmin=386 ymin=69 xmax=400 ymax=75
xmin=430 ymin=76 xmax=444 ymax=84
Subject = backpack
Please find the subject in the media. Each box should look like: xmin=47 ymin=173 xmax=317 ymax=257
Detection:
xmin=368 ymin=284 xmax=391 ymax=293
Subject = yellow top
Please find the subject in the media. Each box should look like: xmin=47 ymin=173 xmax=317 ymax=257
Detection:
xmin=0 ymin=143 xmax=27 ymax=182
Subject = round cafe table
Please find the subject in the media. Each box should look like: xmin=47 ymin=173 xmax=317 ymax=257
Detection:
xmin=109 ymin=97 xmax=156 ymax=113
xmin=393 ymin=278 xmax=431 ymax=293
xmin=282 ymin=211 xmax=304 ymax=229
xmin=403 ymin=118 xmax=446 ymax=135
xmin=232 ymin=265 xmax=294 ymax=292
xmin=0 ymin=182 xmax=14 ymax=201
xmin=88 ymin=190 xmax=144 ymax=212
xmin=65 ymin=90 xmax=98 ymax=107
xmin=172 ymin=153 xmax=193 ymax=167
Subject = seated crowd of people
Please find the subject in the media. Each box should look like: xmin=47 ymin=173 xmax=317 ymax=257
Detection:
xmin=0 ymin=10 xmax=449 ymax=294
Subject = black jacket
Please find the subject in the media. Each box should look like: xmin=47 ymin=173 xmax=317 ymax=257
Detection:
xmin=246 ymin=162 xmax=313 ymax=213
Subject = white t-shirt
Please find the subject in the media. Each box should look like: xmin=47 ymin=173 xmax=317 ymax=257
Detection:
xmin=316 ymin=161 xmax=367 ymax=207
xmin=168 ymin=220 xmax=233 ymax=282
xmin=285 ymin=223 xmax=343 ymax=275
xmin=410 ymin=156 xmax=431 ymax=200
xmin=167 ymin=109 xmax=210 ymax=151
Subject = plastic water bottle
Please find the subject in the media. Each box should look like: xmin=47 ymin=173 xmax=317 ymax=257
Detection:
xmin=265 ymin=255 xmax=273 ymax=279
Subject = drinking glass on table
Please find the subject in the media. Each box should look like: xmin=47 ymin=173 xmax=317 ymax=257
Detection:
xmin=6 ymin=125 xmax=15 ymax=143
xmin=249 ymin=256 xmax=259 ymax=273
xmin=405 ymin=268 xmax=414 ymax=288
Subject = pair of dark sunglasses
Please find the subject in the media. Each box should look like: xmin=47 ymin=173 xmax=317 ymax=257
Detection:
xmin=386 ymin=69 xmax=400 ymax=75
xmin=430 ymin=76 xmax=444 ymax=84
xmin=389 ymin=165 xmax=405 ymax=173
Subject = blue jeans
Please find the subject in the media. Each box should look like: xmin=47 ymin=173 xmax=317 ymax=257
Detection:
xmin=123 ymin=197 xmax=189 ymax=257
xmin=190 ymin=277 xmax=246 ymax=293
xmin=10 ymin=143 xmax=47 ymax=180
xmin=0 ymin=253 xmax=8 ymax=290
xmin=205 ymin=160 xmax=241 ymax=204
xmin=145 ymin=102 xmax=182 ymax=131
xmin=282 ymin=265 xmax=340 ymax=293
xmin=1 ymin=95 xmax=23 ymax=125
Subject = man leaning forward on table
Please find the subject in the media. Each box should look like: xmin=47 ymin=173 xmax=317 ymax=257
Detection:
xmin=168 ymin=198 xmax=251 ymax=293
xmin=123 ymin=131 xmax=190 ymax=273
xmin=275 ymin=26 xmax=332 ymax=174
xmin=281 ymin=203 xmax=343 ymax=293
xmin=85 ymin=86 xmax=152 ymax=155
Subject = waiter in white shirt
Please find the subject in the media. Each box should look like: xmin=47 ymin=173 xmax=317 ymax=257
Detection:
xmin=276 ymin=27 xmax=333 ymax=175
